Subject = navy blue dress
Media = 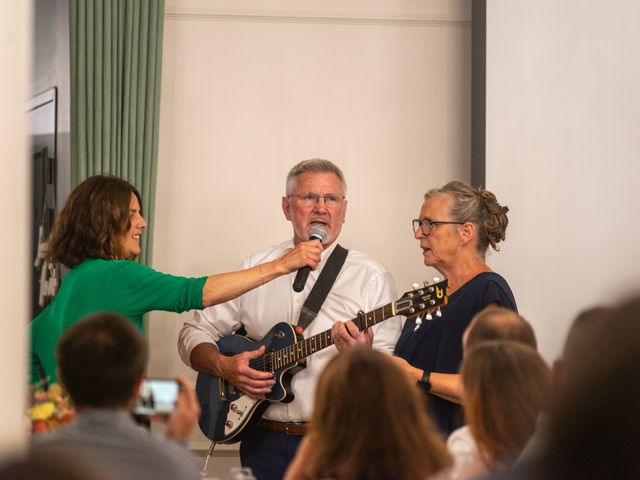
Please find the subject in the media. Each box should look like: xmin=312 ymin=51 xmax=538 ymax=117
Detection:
xmin=394 ymin=272 xmax=517 ymax=435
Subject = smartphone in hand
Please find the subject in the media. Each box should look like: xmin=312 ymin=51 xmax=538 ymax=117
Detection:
xmin=134 ymin=378 xmax=180 ymax=416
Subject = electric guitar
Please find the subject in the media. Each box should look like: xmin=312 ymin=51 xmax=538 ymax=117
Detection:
xmin=195 ymin=279 xmax=448 ymax=444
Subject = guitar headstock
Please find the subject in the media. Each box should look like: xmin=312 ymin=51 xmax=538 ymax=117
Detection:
xmin=396 ymin=279 xmax=448 ymax=318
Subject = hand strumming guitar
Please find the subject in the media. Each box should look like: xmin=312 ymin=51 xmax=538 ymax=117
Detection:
xmin=190 ymin=343 xmax=275 ymax=399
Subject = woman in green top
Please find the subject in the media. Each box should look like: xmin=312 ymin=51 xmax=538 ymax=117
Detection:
xmin=30 ymin=175 xmax=322 ymax=384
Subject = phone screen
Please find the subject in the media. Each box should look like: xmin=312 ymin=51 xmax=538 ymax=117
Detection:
xmin=134 ymin=378 xmax=179 ymax=416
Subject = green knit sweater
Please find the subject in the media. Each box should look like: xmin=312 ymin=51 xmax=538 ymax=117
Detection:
xmin=30 ymin=259 xmax=207 ymax=384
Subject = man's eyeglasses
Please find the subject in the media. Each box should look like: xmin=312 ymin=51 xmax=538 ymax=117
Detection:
xmin=288 ymin=192 xmax=346 ymax=207
xmin=412 ymin=218 xmax=464 ymax=235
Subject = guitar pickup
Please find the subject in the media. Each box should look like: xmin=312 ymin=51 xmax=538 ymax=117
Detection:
xmin=218 ymin=377 xmax=238 ymax=400
xmin=218 ymin=377 xmax=226 ymax=400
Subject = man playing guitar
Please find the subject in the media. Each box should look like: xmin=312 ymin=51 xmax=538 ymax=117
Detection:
xmin=178 ymin=159 xmax=402 ymax=480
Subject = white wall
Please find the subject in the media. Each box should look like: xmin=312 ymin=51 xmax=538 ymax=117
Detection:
xmin=149 ymin=0 xmax=471 ymax=456
xmin=486 ymin=0 xmax=640 ymax=361
xmin=0 ymin=0 xmax=31 ymax=460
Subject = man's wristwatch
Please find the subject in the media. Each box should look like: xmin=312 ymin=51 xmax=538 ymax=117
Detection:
xmin=418 ymin=370 xmax=432 ymax=392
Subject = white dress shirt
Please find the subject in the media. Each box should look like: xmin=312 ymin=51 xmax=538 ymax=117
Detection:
xmin=446 ymin=425 xmax=486 ymax=480
xmin=178 ymin=240 xmax=402 ymax=422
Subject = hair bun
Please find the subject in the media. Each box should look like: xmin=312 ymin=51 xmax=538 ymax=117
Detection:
xmin=478 ymin=187 xmax=509 ymax=251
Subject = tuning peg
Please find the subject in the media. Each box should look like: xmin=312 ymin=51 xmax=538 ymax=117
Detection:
xmin=433 ymin=276 xmax=441 ymax=283
xmin=412 ymin=283 xmax=420 ymax=290
xmin=435 ymin=308 xmax=442 ymax=318
xmin=426 ymin=312 xmax=433 ymax=321
xmin=413 ymin=315 xmax=423 ymax=332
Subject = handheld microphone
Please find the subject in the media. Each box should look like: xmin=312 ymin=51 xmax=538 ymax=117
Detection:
xmin=292 ymin=226 xmax=327 ymax=292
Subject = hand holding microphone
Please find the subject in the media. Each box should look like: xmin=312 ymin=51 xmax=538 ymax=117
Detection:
xmin=293 ymin=226 xmax=327 ymax=292
xmin=273 ymin=231 xmax=323 ymax=276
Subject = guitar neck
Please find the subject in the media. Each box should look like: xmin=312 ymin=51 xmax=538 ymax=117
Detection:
xmin=267 ymin=302 xmax=397 ymax=371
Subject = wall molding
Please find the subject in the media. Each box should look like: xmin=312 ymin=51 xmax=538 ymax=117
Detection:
xmin=165 ymin=8 xmax=470 ymax=28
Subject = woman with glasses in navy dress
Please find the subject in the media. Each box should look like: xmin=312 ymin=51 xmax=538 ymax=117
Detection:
xmin=393 ymin=181 xmax=517 ymax=435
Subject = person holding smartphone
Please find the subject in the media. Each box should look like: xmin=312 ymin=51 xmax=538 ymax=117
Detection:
xmin=31 ymin=311 xmax=202 ymax=480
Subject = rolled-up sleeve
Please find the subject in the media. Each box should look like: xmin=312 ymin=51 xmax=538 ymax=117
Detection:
xmin=177 ymin=261 xmax=247 ymax=367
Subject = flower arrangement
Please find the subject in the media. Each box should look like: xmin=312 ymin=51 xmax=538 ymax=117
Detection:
xmin=28 ymin=382 xmax=75 ymax=433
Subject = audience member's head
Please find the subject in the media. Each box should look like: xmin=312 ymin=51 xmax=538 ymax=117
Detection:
xmin=551 ymin=305 xmax=612 ymax=389
xmin=541 ymin=296 xmax=640 ymax=479
xmin=464 ymin=306 xmax=537 ymax=352
xmin=57 ymin=311 xmax=147 ymax=408
xmin=462 ymin=340 xmax=551 ymax=471
xmin=304 ymin=346 xmax=451 ymax=480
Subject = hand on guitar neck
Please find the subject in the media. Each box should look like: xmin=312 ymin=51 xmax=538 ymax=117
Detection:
xmin=190 ymin=343 xmax=275 ymax=399
xmin=331 ymin=320 xmax=373 ymax=351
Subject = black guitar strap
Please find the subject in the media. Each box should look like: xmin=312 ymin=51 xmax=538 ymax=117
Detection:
xmin=297 ymin=244 xmax=348 ymax=332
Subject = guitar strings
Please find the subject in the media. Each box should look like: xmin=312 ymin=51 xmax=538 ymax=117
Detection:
xmin=239 ymin=287 xmax=441 ymax=371
xmin=244 ymin=304 xmax=396 ymax=372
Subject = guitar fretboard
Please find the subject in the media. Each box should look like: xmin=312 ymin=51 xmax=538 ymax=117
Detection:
xmin=265 ymin=302 xmax=397 ymax=372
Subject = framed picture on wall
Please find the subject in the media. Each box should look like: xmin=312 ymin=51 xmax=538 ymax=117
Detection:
xmin=28 ymin=87 xmax=58 ymax=318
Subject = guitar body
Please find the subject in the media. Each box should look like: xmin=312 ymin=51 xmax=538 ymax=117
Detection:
xmin=195 ymin=279 xmax=448 ymax=444
xmin=196 ymin=322 xmax=300 ymax=444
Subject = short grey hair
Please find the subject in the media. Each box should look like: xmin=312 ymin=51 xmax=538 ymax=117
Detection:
xmin=285 ymin=158 xmax=347 ymax=195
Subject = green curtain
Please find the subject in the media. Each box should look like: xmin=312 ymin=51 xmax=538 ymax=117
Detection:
xmin=70 ymin=0 xmax=164 ymax=265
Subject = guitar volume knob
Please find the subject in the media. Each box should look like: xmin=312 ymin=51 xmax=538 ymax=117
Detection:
xmin=225 ymin=420 xmax=234 ymax=428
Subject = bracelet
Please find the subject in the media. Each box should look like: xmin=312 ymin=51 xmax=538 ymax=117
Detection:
xmin=258 ymin=264 xmax=264 ymax=287
xmin=418 ymin=370 xmax=432 ymax=392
